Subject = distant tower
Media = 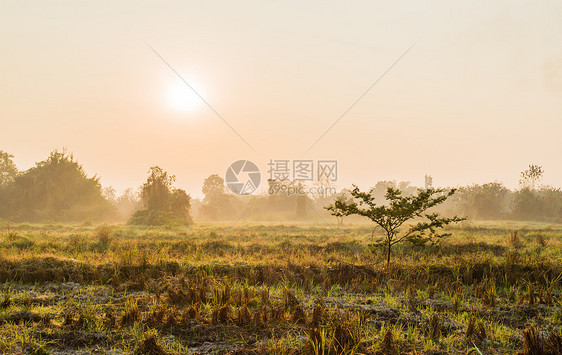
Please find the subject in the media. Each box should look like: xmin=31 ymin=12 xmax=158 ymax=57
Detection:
xmin=424 ymin=175 xmax=433 ymax=190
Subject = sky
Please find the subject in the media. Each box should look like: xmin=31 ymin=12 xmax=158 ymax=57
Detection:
xmin=1 ymin=0 xmax=561 ymax=198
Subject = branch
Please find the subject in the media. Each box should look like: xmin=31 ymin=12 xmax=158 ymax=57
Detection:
xmin=391 ymin=214 xmax=465 ymax=246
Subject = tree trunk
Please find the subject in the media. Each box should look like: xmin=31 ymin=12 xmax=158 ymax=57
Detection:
xmin=386 ymin=240 xmax=391 ymax=266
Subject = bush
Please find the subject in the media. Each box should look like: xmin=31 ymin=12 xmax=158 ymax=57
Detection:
xmin=128 ymin=209 xmax=189 ymax=226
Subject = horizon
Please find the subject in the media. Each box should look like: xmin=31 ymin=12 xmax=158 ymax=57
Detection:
xmin=1 ymin=148 xmax=556 ymax=201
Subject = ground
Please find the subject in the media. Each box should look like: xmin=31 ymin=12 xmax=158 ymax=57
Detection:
xmin=0 ymin=221 xmax=561 ymax=354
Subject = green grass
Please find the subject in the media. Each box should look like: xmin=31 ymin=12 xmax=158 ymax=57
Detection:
xmin=0 ymin=221 xmax=561 ymax=354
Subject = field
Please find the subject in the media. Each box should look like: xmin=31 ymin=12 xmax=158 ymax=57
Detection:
xmin=0 ymin=221 xmax=561 ymax=354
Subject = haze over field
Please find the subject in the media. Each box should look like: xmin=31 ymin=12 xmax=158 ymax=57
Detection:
xmin=2 ymin=3 xmax=562 ymax=354
xmin=1 ymin=0 xmax=562 ymax=197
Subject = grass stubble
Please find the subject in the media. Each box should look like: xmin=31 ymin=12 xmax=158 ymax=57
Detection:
xmin=0 ymin=221 xmax=560 ymax=354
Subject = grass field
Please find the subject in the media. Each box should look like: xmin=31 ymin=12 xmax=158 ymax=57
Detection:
xmin=0 ymin=221 xmax=561 ymax=354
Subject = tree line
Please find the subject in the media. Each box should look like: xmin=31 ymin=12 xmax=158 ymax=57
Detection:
xmin=0 ymin=150 xmax=192 ymax=225
xmin=0 ymin=149 xmax=559 ymax=224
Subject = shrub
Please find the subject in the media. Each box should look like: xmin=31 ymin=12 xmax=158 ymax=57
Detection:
xmin=128 ymin=209 xmax=188 ymax=226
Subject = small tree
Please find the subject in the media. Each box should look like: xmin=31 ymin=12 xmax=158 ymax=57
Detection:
xmin=326 ymin=185 xmax=464 ymax=266
xmin=170 ymin=188 xmax=193 ymax=224
xmin=200 ymin=174 xmax=240 ymax=220
xmin=202 ymin=174 xmax=226 ymax=200
xmin=520 ymin=164 xmax=543 ymax=190
xmin=130 ymin=166 xmax=193 ymax=226
xmin=141 ymin=166 xmax=175 ymax=211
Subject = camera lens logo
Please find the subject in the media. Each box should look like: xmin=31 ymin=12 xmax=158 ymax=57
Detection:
xmin=225 ymin=160 xmax=261 ymax=195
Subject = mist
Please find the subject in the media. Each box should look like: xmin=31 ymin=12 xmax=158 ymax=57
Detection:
xmin=1 ymin=2 xmax=561 ymax=354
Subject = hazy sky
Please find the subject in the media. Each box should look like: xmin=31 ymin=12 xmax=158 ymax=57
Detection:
xmin=1 ymin=0 xmax=561 ymax=198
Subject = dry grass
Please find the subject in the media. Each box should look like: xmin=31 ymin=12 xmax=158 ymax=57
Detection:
xmin=0 ymin=221 xmax=560 ymax=354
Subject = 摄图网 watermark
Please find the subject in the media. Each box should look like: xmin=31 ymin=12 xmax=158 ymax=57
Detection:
xmin=225 ymin=159 xmax=338 ymax=196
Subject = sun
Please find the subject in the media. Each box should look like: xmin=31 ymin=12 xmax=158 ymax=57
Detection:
xmin=166 ymin=81 xmax=202 ymax=112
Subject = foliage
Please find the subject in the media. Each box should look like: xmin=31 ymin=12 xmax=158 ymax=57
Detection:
xmin=326 ymin=185 xmax=464 ymax=265
xmin=0 ymin=149 xmax=113 ymax=222
xmin=265 ymin=179 xmax=312 ymax=218
xmin=330 ymin=189 xmax=353 ymax=225
xmin=0 ymin=150 xmax=19 ymax=218
xmin=202 ymin=174 xmax=225 ymax=199
xmin=0 ymin=150 xmax=18 ymax=189
xmin=128 ymin=209 xmax=187 ymax=226
xmin=141 ymin=166 xmax=175 ymax=211
xmin=115 ymin=188 xmax=142 ymax=220
xmin=520 ymin=164 xmax=544 ymax=190
xmin=129 ymin=166 xmax=192 ymax=226
xmin=169 ymin=189 xmax=193 ymax=223
xmin=451 ymin=182 xmax=510 ymax=220
xmin=512 ymin=186 xmax=562 ymax=222
xmin=200 ymin=174 xmax=240 ymax=220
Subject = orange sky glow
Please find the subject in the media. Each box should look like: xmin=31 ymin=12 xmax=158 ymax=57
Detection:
xmin=1 ymin=1 xmax=561 ymax=198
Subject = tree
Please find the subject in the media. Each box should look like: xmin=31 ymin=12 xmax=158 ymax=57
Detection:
xmin=267 ymin=179 xmax=312 ymax=219
xmin=129 ymin=166 xmax=192 ymax=226
xmin=520 ymin=164 xmax=543 ymax=190
xmin=369 ymin=180 xmax=418 ymax=201
xmin=0 ymin=150 xmax=18 ymax=218
xmin=453 ymin=182 xmax=510 ymax=220
xmin=537 ymin=186 xmax=562 ymax=222
xmin=330 ymin=189 xmax=353 ymax=225
xmin=141 ymin=166 xmax=175 ymax=211
xmin=170 ymin=188 xmax=193 ymax=224
xmin=2 ymin=149 xmax=113 ymax=222
xmin=115 ymin=188 xmax=141 ymax=220
xmin=102 ymin=187 xmax=117 ymax=202
xmin=326 ymin=185 xmax=464 ymax=266
xmin=314 ymin=176 xmax=336 ymax=199
xmin=0 ymin=150 xmax=18 ymax=189
xmin=202 ymin=174 xmax=225 ymax=200
xmin=200 ymin=174 xmax=240 ymax=220
xmin=512 ymin=187 xmax=542 ymax=220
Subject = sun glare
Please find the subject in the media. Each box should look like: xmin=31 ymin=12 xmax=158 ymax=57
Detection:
xmin=166 ymin=81 xmax=202 ymax=112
